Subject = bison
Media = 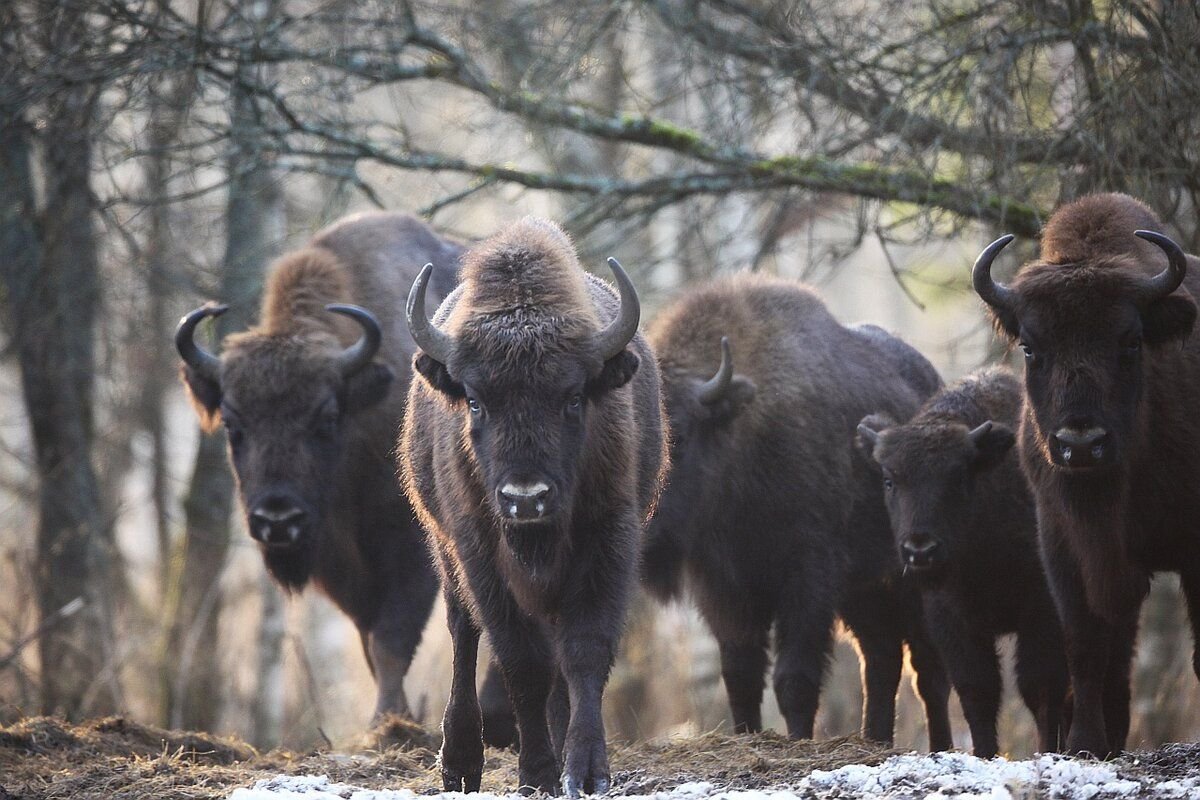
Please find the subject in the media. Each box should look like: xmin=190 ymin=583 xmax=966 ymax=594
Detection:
xmin=400 ymin=218 xmax=667 ymax=796
xmin=857 ymin=366 xmax=1069 ymax=757
xmin=642 ymin=273 xmax=952 ymax=748
xmin=176 ymin=211 xmax=512 ymax=743
xmin=972 ymin=192 xmax=1200 ymax=756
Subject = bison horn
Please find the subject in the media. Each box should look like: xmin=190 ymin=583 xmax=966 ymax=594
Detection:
xmin=175 ymin=303 xmax=228 ymax=382
xmin=698 ymin=336 xmax=734 ymax=405
xmin=327 ymin=304 xmax=382 ymax=377
xmin=593 ymin=257 xmax=641 ymax=361
xmin=1133 ymin=230 xmax=1188 ymax=305
xmin=406 ymin=262 xmax=454 ymax=364
xmin=972 ymin=234 xmax=1017 ymax=313
xmin=967 ymin=421 xmax=993 ymax=445
xmin=856 ymin=423 xmax=879 ymax=448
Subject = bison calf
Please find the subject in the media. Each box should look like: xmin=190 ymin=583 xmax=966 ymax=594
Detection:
xmin=972 ymin=193 xmax=1200 ymax=756
xmin=401 ymin=218 xmax=667 ymax=796
xmin=858 ymin=366 xmax=1069 ymax=757
xmin=176 ymin=211 xmax=511 ymax=742
xmin=643 ymin=273 xmax=952 ymax=748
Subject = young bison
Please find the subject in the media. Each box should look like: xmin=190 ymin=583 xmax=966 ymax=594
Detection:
xmin=400 ymin=218 xmax=667 ymax=796
xmin=176 ymin=211 xmax=512 ymax=743
xmin=973 ymin=193 xmax=1200 ymax=756
xmin=643 ymin=273 xmax=952 ymax=748
xmin=858 ymin=366 xmax=1069 ymax=757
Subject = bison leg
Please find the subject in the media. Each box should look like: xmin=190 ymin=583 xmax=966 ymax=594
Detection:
xmin=840 ymin=607 xmax=902 ymax=745
xmin=547 ymin=667 xmax=569 ymax=760
xmin=480 ymin=658 xmax=518 ymax=749
xmin=717 ymin=631 xmax=769 ymax=733
xmin=365 ymin=575 xmax=438 ymax=721
xmin=1179 ymin=569 xmax=1200 ymax=682
xmin=486 ymin=615 xmax=559 ymax=795
xmin=773 ymin=581 xmax=836 ymax=739
xmin=1015 ymin=610 xmax=1069 ymax=753
xmin=905 ymin=626 xmax=953 ymax=752
xmin=1102 ymin=618 xmax=1137 ymax=754
xmin=926 ymin=597 xmax=1001 ymax=758
xmin=440 ymin=587 xmax=484 ymax=793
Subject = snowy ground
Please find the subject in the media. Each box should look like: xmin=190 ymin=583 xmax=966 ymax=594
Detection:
xmin=228 ymin=751 xmax=1200 ymax=800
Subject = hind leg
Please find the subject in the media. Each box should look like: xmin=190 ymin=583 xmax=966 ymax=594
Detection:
xmin=480 ymin=658 xmax=518 ymax=749
xmin=717 ymin=626 xmax=770 ymax=733
xmin=840 ymin=595 xmax=904 ymax=745
xmin=774 ymin=577 xmax=837 ymax=739
xmin=906 ymin=626 xmax=953 ymax=752
xmin=1102 ymin=616 xmax=1138 ymax=755
xmin=1016 ymin=609 xmax=1069 ymax=753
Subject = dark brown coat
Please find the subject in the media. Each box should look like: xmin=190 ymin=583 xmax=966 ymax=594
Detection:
xmin=401 ymin=218 xmax=667 ymax=797
xmin=973 ymin=192 xmax=1200 ymax=756
xmin=644 ymin=273 xmax=951 ymax=748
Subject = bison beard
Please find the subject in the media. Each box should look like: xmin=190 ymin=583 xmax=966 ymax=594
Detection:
xmin=401 ymin=217 xmax=667 ymax=797
xmin=972 ymin=192 xmax=1200 ymax=757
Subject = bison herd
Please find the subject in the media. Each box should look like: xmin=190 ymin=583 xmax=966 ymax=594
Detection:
xmin=175 ymin=192 xmax=1200 ymax=795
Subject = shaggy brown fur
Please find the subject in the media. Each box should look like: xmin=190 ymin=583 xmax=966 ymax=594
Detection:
xmin=974 ymin=192 xmax=1200 ymax=757
xmin=178 ymin=211 xmax=513 ymax=744
xmin=644 ymin=272 xmax=951 ymax=749
xmin=401 ymin=217 xmax=667 ymax=797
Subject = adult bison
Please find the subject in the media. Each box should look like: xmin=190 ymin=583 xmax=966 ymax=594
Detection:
xmin=857 ymin=367 xmax=1068 ymax=757
xmin=642 ymin=273 xmax=952 ymax=748
xmin=972 ymin=192 xmax=1200 ymax=756
xmin=176 ymin=211 xmax=512 ymax=742
xmin=400 ymin=218 xmax=667 ymax=797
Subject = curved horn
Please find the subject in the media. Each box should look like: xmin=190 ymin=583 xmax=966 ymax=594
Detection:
xmin=175 ymin=303 xmax=228 ymax=381
xmin=698 ymin=336 xmax=734 ymax=405
xmin=327 ymin=304 xmax=382 ymax=377
xmin=406 ymin=262 xmax=454 ymax=364
xmin=1134 ymin=230 xmax=1188 ymax=305
xmin=593 ymin=257 xmax=641 ymax=361
xmin=967 ymin=421 xmax=993 ymax=445
xmin=972 ymin=234 xmax=1017 ymax=313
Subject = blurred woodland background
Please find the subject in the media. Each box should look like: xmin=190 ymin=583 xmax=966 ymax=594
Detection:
xmin=1 ymin=0 xmax=1199 ymax=757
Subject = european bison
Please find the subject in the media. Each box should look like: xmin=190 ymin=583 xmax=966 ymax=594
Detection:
xmin=972 ymin=192 xmax=1200 ymax=756
xmin=642 ymin=273 xmax=952 ymax=748
xmin=176 ymin=211 xmax=512 ymax=742
xmin=857 ymin=366 xmax=1068 ymax=756
xmin=400 ymin=218 xmax=667 ymax=796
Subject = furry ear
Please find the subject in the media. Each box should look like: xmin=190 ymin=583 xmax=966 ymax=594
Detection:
xmin=413 ymin=353 xmax=465 ymax=398
xmin=342 ymin=362 xmax=394 ymax=414
xmin=587 ymin=350 xmax=639 ymax=396
xmin=1143 ymin=294 xmax=1197 ymax=345
xmin=970 ymin=421 xmax=1015 ymax=471
xmin=855 ymin=413 xmax=895 ymax=464
xmin=704 ymin=376 xmax=757 ymax=421
xmin=181 ymin=364 xmax=223 ymax=433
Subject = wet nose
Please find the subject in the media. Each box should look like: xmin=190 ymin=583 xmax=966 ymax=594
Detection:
xmin=1052 ymin=427 xmax=1109 ymax=468
xmin=497 ymin=482 xmax=554 ymax=521
xmin=901 ymin=532 xmax=941 ymax=567
xmin=249 ymin=498 xmax=308 ymax=547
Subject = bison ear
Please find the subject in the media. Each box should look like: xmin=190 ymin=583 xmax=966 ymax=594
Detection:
xmin=1142 ymin=294 xmax=1197 ymax=346
xmin=343 ymin=362 xmax=394 ymax=414
xmin=588 ymin=350 xmax=640 ymax=396
xmin=705 ymin=376 xmax=757 ymax=421
xmin=180 ymin=364 xmax=223 ymax=433
xmin=970 ymin=421 xmax=1015 ymax=472
xmin=855 ymin=413 xmax=894 ymax=465
xmin=414 ymin=353 xmax=465 ymax=398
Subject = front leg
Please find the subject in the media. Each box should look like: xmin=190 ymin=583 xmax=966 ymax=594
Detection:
xmin=1180 ymin=568 xmax=1200 ymax=682
xmin=364 ymin=572 xmax=438 ymax=721
xmin=440 ymin=584 xmax=484 ymax=792
xmin=925 ymin=596 xmax=1001 ymax=758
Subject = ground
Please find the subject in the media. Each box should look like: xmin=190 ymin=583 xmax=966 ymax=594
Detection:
xmin=1 ymin=717 xmax=1199 ymax=800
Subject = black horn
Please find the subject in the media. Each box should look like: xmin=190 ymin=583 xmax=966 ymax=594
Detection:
xmin=593 ymin=257 xmax=641 ymax=361
xmin=406 ymin=263 xmax=454 ymax=364
xmin=1133 ymin=230 xmax=1188 ymax=305
xmin=327 ymin=304 xmax=382 ymax=377
xmin=698 ymin=336 xmax=734 ymax=405
xmin=176 ymin=303 xmax=228 ymax=382
xmin=972 ymin=234 xmax=1017 ymax=313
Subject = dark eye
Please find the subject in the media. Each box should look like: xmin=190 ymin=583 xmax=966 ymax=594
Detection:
xmin=1019 ymin=343 xmax=1034 ymax=360
xmin=1121 ymin=338 xmax=1142 ymax=355
xmin=566 ymin=393 xmax=582 ymax=411
xmin=468 ymin=397 xmax=481 ymax=414
xmin=883 ymin=477 xmax=894 ymax=491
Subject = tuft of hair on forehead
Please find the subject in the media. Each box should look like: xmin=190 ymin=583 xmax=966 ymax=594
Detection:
xmin=260 ymin=245 xmax=350 ymax=336
xmin=1040 ymin=193 xmax=1165 ymax=266
xmin=457 ymin=216 xmax=597 ymax=325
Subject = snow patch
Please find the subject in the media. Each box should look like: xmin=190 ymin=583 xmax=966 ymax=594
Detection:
xmin=227 ymin=752 xmax=1200 ymax=800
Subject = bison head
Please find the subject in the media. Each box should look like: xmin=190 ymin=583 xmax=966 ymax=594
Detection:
xmin=176 ymin=303 xmax=394 ymax=589
xmin=974 ymin=227 xmax=1195 ymax=473
xmin=407 ymin=255 xmax=640 ymax=534
xmin=857 ymin=415 xmax=1014 ymax=581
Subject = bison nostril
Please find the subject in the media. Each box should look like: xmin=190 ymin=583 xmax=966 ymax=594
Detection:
xmin=498 ymin=482 xmax=553 ymax=519
xmin=1053 ymin=427 xmax=1109 ymax=465
xmin=249 ymin=505 xmax=307 ymax=546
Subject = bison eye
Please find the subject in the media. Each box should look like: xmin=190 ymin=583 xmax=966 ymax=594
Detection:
xmin=882 ymin=477 xmax=894 ymax=492
xmin=1019 ymin=343 xmax=1034 ymax=360
xmin=566 ymin=393 xmax=582 ymax=411
xmin=467 ymin=397 xmax=481 ymax=414
xmin=1121 ymin=338 xmax=1142 ymax=354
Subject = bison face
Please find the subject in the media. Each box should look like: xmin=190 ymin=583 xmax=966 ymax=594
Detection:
xmin=973 ymin=232 xmax=1196 ymax=473
xmin=643 ymin=337 xmax=756 ymax=599
xmin=858 ymin=416 xmax=1014 ymax=582
xmin=177 ymin=304 xmax=394 ymax=590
